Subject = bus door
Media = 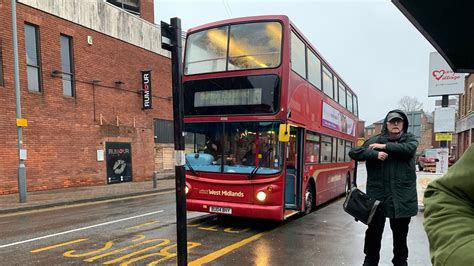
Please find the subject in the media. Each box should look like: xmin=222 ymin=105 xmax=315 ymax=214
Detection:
xmin=284 ymin=126 xmax=304 ymax=209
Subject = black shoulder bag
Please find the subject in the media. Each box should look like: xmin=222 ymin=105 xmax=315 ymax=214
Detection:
xmin=343 ymin=161 xmax=381 ymax=225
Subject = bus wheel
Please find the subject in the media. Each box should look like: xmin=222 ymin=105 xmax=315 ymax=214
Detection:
xmin=304 ymin=183 xmax=315 ymax=214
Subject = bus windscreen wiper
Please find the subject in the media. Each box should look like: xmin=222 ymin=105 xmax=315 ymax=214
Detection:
xmin=185 ymin=158 xmax=198 ymax=176
xmin=248 ymin=148 xmax=273 ymax=179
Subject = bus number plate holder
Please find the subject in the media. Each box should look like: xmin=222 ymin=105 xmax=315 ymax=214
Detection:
xmin=209 ymin=206 xmax=232 ymax=214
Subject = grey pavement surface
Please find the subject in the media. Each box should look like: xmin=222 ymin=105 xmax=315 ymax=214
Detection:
xmin=0 ymin=173 xmax=176 ymax=215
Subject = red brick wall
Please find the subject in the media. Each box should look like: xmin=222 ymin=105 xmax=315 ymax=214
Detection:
xmin=0 ymin=3 xmax=172 ymax=194
xmin=140 ymin=0 xmax=155 ymax=24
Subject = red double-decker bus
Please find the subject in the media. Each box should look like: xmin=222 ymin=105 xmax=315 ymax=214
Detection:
xmin=182 ymin=15 xmax=359 ymax=220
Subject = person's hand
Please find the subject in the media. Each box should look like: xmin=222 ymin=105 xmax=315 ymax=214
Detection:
xmin=369 ymin=143 xmax=386 ymax=150
xmin=377 ymin=151 xmax=388 ymax=161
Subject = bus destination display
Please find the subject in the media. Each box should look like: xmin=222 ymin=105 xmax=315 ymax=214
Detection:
xmin=194 ymin=88 xmax=262 ymax=107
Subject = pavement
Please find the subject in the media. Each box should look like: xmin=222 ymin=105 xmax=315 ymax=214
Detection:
xmin=0 ymin=173 xmax=176 ymax=215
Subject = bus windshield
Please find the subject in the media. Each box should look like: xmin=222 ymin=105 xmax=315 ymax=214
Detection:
xmin=184 ymin=121 xmax=282 ymax=175
xmin=185 ymin=21 xmax=282 ymax=75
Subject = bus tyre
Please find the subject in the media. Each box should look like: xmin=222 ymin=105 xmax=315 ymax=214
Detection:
xmin=304 ymin=183 xmax=315 ymax=214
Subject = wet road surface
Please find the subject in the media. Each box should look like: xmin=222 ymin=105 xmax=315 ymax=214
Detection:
xmin=0 ymin=167 xmax=431 ymax=265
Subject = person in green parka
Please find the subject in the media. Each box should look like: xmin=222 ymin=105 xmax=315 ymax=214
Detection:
xmin=349 ymin=110 xmax=419 ymax=266
xmin=423 ymin=144 xmax=474 ymax=266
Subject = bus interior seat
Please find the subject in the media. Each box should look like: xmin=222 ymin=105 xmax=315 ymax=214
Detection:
xmin=186 ymin=153 xmax=214 ymax=165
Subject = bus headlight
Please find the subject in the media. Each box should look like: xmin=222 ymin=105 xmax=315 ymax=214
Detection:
xmin=256 ymin=191 xmax=267 ymax=202
xmin=185 ymin=186 xmax=189 ymax=194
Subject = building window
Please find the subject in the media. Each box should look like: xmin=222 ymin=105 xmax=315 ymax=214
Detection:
xmin=154 ymin=119 xmax=174 ymax=144
xmin=60 ymin=35 xmax=74 ymax=96
xmin=24 ymin=24 xmax=41 ymax=92
xmin=0 ymin=40 xmax=4 ymax=86
xmin=107 ymin=0 xmax=140 ymax=15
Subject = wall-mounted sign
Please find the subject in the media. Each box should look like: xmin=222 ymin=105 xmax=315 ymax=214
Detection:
xmin=322 ymin=102 xmax=355 ymax=136
xmin=97 ymin=150 xmax=104 ymax=161
xmin=435 ymin=133 xmax=453 ymax=141
xmin=106 ymin=142 xmax=132 ymax=184
xmin=141 ymin=70 xmax=152 ymax=109
xmin=434 ymin=107 xmax=456 ymax=133
xmin=428 ymin=52 xmax=464 ymax=96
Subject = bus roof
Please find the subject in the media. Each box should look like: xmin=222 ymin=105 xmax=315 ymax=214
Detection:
xmin=186 ymin=14 xmax=357 ymax=98
xmin=187 ymin=15 xmax=290 ymax=33
xmin=287 ymin=20 xmax=357 ymax=98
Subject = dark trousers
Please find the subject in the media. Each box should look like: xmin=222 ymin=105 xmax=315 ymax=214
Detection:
xmin=363 ymin=210 xmax=411 ymax=266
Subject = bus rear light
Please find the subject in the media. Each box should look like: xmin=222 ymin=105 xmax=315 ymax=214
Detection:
xmin=256 ymin=191 xmax=267 ymax=202
xmin=267 ymin=186 xmax=273 ymax=192
xmin=185 ymin=185 xmax=189 ymax=194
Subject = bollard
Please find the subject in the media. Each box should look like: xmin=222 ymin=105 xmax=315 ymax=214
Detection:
xmin=153 ymin=172 xmax=157 ymax=189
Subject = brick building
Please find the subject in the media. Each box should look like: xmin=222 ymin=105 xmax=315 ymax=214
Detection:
xmin=0 ymin=0 xmax=173 ymax=194
xmin=364 ymin=111 xmax=434 ymax=155
xmin=456 ymin=75 xmax=474 ymax=157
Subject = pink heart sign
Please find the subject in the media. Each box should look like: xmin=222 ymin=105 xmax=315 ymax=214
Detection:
xmin=432 ymin=70 xmax=445 ymax=80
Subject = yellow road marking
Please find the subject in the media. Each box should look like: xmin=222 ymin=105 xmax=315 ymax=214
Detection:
xmin=127 ymin=220 xmax=159 ymax=230
xmin=223 ymin=227 xmax=250 ymax=233
xmin=188 ymin=232 xmax=265 ymax=266
xmin=132 ymin=235 xmax=146 ymax=242
xmin=84 ymin=238 xmax=169 ymax=262
xmin=197 ymin=225 xmax=219 ymax=231
xmin=63 ymin=241 xmax=114 ymax=257
xmin=102 ymin=240 xmax=170 ymax=264
xmin=187 ymin=223 xmax=202 ymax=228
xmin=31 ymin=238 xmax=88 ymax=253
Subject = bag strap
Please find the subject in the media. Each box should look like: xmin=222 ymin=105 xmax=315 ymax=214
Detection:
xmin=353 ymin=160 xmax=358 ymax=187
xmin=367 ymin=200 xmax=381 ymax=224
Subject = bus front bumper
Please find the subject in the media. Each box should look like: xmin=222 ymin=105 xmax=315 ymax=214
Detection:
xmin=187 ymin=199 xmax=284 ymax=220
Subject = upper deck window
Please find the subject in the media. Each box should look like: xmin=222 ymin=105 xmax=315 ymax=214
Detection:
xmin=185 ymin=22 xmax=282 ymax=75
xmin=338 ymin=83 xmax=346 ymax=108
xmin=347 ymin=90 xmax=353 ymax=113
xmin=322 ymin=65 xmax=333 ymax=99
xmin=307 ymin=50 xmax=321 ymax=89
xmin=290 ymin=31 xmax=306 ymax=78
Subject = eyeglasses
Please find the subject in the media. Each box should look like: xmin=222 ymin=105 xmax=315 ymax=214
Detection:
xmin=387 ymin=120 xmax=403 ymax=124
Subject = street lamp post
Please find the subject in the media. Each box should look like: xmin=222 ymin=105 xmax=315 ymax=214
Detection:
xmin=11 ymin=0 xmax=27 ymax=203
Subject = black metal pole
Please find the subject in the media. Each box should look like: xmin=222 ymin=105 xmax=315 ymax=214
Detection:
xmin=169 ymin=17 xmax=187 ymax=266
xmin=440 ymin=95 xmax=448 ymax=148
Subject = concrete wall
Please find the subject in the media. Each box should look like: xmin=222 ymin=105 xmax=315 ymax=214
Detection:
xmin=18 ymin=0 xmax=169 ymax=57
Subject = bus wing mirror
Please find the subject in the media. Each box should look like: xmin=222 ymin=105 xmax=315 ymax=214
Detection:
xmin=278 ymin=124 xmax=290 ymax=142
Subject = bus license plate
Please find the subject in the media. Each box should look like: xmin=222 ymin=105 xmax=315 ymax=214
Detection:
xmin=209 ymin=206 xmax=232 ymax=214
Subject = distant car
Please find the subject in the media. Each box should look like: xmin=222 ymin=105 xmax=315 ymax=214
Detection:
xmin=417 ymin=148 xmax=456 ymax=171
xmin=417 ymin=149 xmax=438 ymax=171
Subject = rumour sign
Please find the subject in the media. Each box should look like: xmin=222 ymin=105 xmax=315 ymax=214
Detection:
xmin=141 ymin=70 xmax=152 ymax=109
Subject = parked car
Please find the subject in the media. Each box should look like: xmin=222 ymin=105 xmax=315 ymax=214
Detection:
xmin=417 ymin=148 xmax=456 ymax=172
xmin=417 ymin=149 xmax=438 ymax=171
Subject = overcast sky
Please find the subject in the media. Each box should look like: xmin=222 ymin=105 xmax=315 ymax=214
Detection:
xmin=154 ymin=0 xmax=438 ymax=125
